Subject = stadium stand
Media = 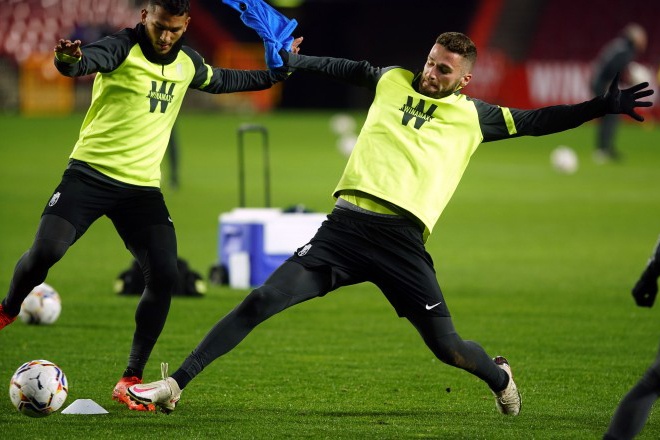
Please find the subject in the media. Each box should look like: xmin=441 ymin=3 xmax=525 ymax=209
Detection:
xmin=527 ymin=0 xmax=660 ymax=64
xmin=0 ymin=0 xmax=139 ymax=64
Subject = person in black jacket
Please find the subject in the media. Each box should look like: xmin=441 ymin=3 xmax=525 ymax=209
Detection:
xmin=127 ymin=31 xmax=654 ymax=416
xmin=591 ymin=23 xmax=647 ymax=162
xmin=0 ymin=0 xmax=298 ymax=412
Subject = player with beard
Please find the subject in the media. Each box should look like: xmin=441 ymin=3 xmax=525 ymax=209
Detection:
xmin=129 ymin=32 xmax=653 ymax=416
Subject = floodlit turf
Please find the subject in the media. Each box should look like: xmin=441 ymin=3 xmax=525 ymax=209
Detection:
xmin=0 ymin=111 xmax=659 ymax=439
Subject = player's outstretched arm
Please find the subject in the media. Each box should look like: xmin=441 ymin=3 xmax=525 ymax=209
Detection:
xmin=604 ymin=73 xmax=654 ymax=121
xmin=481 ymin=73 xmax=655 ymax=141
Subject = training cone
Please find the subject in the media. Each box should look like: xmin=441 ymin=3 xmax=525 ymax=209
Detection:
xmin=61 ymin=399 xmax=109 ymax=415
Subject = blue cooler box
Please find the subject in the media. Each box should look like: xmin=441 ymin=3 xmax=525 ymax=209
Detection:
xmin=218 ymin=208 xmax=327 ymax=287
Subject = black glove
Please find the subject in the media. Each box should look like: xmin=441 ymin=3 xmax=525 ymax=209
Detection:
xmin=632 ymin=239 xmax=660 ymax=307
xmin=604 ymin=73 xmax=654 ymax=122
xmin=632 ymin=273 xmax=658 ymax=307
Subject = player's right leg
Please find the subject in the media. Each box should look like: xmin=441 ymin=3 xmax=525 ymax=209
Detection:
xmin=128 ymin=261 xmax=333 ymax=412
xmin=2 ymin=168 xmax=110 ymax=330
xmin=0 ymin=215 xmax=75 ymax=330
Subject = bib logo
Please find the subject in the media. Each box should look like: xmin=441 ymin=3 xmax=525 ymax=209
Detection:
xmin=147 ymin=81 xmax=176 ymax=113
xmin=297 ymin=243 xmax=312 ymax=257
xmin=400 ymin=96 xmax=437 ymax=129
xmin=48 ymin=192 xmax=60 ymax=207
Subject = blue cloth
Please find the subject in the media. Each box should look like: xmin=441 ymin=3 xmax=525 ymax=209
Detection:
xmin=222 ymin=0 xmax=297 ymax=69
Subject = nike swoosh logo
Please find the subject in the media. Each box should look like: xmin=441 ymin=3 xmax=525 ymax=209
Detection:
xmin=131 ymin=386 xmax=159 ymax=393
xmin=425 ymin=302 xmax=442 ymax=310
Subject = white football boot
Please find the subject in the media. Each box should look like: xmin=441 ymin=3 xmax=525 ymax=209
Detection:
xmin=492 ymin=356 xmax=521 ymax=415
xmin=127 ymin=362 xmax=181 ymax=414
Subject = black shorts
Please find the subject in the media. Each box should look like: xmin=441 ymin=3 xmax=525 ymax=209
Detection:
xmin=287 ymin=207 xmax=450 ymax=318
xmin=43 ymin=168 xmax=173 ymax=242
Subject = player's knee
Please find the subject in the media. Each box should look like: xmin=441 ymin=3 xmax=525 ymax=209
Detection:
xmin=429 ymin=333 xmax=469 ymax=367
xmin=238 ymin=285 xmax=289 ymax=324
xmin=27 ymin=238 xmax=69 ymax=270
xmin=145 ymin=254 xmax=178 ymax=295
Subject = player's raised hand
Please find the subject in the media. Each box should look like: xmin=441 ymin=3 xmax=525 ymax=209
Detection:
xmin=604 ymin=72 xmax=654 ymax=122
xmin=55 ymin=39 xmax=82 ymax=58
xmin=632 ymin=276 xmax=658 ymax=307
xmin=290 ymin=36 xmax=303 ymax=54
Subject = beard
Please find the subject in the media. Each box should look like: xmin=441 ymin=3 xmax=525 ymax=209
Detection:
xmin=418 ymin=77 xmax=461 ymax=99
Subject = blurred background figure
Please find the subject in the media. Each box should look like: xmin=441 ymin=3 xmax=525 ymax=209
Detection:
xmin=590 ymin=23 xmax=648 ymax=163
xmin=166 ymin=125 xmax=181 ymax=190
xmin=604 ymin=235 xmax=660 ymax=440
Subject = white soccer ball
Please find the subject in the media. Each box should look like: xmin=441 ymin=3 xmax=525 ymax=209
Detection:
xmin=329 ymin=113 xmax=357 ymax=136
xmin=550 ymin=146 xmax=579 ymax=174
xmin=9 ymin=359 xmax=69 ymax=417
xmin=19 ymin=283 xmax=61 ymax=325
xmin=336 ymin=134 xmax=358 ymax=157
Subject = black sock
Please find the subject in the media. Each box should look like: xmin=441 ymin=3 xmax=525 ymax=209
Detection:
xmin=171 ymin=369 xmax=193 ymax=390
xmin=122 ymin=367 xmax=143 ymax=379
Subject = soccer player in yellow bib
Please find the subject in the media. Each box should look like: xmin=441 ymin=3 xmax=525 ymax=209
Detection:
xmin=128 ymin=32 xmax=653 ymax=416
xmin=0 ymin=0 xmax=298 ymax=411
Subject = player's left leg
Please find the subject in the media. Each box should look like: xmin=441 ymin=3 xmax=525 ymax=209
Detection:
xmin=126 ymin=223 xmax=177 ymax=372
xmin=604 ymin=344 xmax=660 ymax=439
xmin=370 ymin=219 xmax=520 ymax=415
xmin=109 ymin=191 xmax=177 ymax=411
xmin=408 ymin=315 xmax=505 ymax=386
xmin=111 ymin=223 xmax=177 ymax=411
xmin=407 ymin=314 xmax=520 ymax=415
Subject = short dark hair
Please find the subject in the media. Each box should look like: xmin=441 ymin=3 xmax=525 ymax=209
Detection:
xmin=148 ymin=0 xmax=190 ymax=15
xmin=436 ymin=32 xmax=477 ymax=66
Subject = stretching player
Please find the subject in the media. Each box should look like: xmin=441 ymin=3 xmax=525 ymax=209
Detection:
xmin=0 ymin=0 xmax=298 ymax=411
xmin=129 ymin=32 xmax=653 ymax=416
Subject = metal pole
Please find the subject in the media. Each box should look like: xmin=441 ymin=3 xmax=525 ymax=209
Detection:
xmin=237 ymin=123 xmax=270 ymax=207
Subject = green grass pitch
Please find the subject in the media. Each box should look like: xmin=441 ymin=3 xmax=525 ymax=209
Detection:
xmin=0 ymin=111 xmax=658 ymax=439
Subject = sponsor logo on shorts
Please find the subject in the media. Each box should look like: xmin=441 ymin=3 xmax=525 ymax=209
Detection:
xmin=48 ymin=192 xmax=60 ymax=207
xmin=297 ymin=243 xmax=312 ymax=257
xmin=425 ymin=302 xmax=442 ymax=310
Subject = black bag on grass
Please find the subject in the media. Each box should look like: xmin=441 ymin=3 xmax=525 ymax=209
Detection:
xmin=115 ymin=258 xmax=206 ymax=297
